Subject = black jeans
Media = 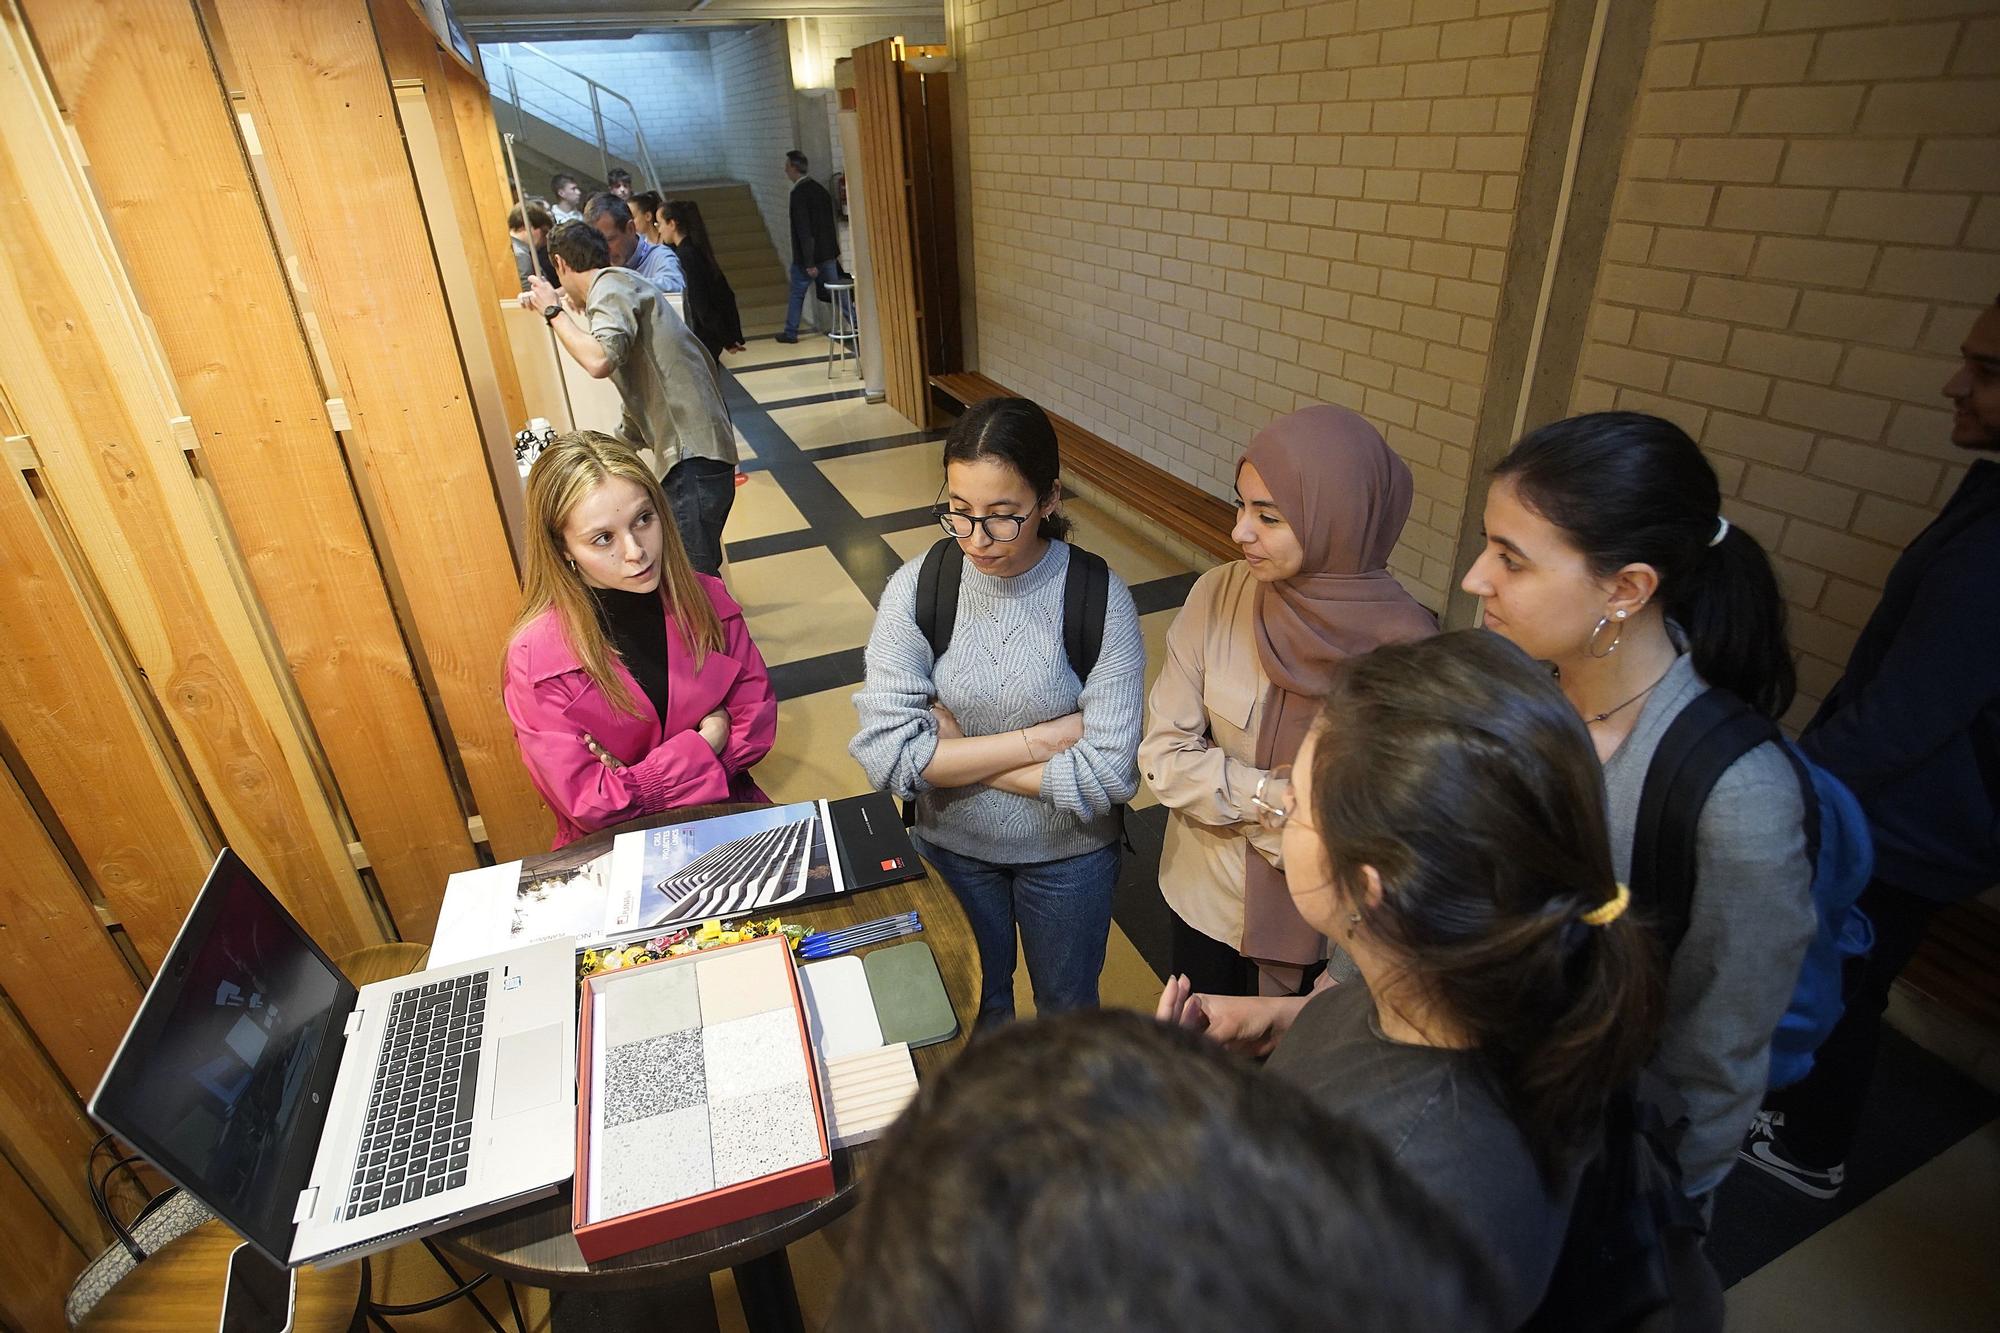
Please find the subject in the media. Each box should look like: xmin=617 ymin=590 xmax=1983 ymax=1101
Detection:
xmin=1764 ymin=879 xmax=1941 ymax=1166
xmin=664 ymin=456 xmax=736 ymax=578
xmin=1169 ymin=914 xmax=1258 ymax=997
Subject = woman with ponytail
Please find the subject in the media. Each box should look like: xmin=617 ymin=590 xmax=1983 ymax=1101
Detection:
xmin=1160 ymin=630 xmax=1663 ymax=1325
xmin=1459 ymin=411 xmax=1816 ymax=1200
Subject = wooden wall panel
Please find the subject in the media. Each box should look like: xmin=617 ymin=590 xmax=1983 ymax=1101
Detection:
xmin=0 ymin=994 xmax=110 ymax=1251
xmin=442 ymin=43 xmax=533 ymax=312
xmin=24 ymin=0 xmax=479 ymax=938
xmin=0 ymin=1154 xmax=84 ymax=1333
xmin=209 ymin=0 xmax=553 ymax=862
xmin=0 ymin=1 xmax=379 ymax=956
xmin=853 ymin=40 xmax=929 ymax=429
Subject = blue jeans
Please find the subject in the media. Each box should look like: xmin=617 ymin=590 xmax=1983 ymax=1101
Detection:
xmin=913 ymin=836 xmax=1119 ymax=1026
xmin=783 ymin=258 xmax=846 ymax=337
xmin=664 ymin=456 xmax=736 ymax=577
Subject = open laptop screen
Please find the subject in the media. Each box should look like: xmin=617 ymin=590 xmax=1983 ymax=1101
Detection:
xmin=91 ymin=849 xmax=355 ymax=1263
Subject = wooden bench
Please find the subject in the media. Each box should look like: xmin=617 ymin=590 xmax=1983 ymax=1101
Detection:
xmin=1900 ymin=898 xmax=2000 ymax=1033
xmin=931 ymin=372 xmax=1239 ymax=565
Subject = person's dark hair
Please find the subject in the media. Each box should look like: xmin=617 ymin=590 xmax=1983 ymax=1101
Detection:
xmin=829 ymin=1010 xmax=1503 ymax=1333
xmin=546 ymin=220 xmax=609 ymax=273
xmin=942 ymin=397 xmax=1072 ymax=541
xmin=1493 ymin=411 xmax=1797 ymax=718
xmin=508 ymin=202 xmax=553 ymax=232
xmin=662 ymin=198 xmax=717 ymax=261
xmin=630 ymin=189 xmax=663 ymax=220
xmin=583 ymin=192 xmax=633 ymax=229
xmin=550 ymin=172 xmax=578 ymax=195
xmin=606 ymin=167 xmax=631 ymax=187
xmin=1309 ymin=630 xmax=1664 ymax=1179
xmin=785 ymin=149 xmax=808 ymax=173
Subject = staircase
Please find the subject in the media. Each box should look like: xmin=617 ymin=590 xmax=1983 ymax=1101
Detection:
xmin=668 ymin=184 xmax=789 ymax=336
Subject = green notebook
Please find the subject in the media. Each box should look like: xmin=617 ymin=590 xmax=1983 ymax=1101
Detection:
xmin=863 ymin=941 xmax=958 ymax=1050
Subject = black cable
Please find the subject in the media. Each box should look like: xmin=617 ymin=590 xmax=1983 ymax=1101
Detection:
xmin=87 ymin=1135 xmax=145 ymax=1263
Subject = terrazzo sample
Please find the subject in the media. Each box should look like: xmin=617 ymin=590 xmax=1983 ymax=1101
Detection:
xmin=601 ymin=1030 xmax=706 ymax=1126
xmin=601 ymin=961 xmax=701 ymax=1047
xmin=709 ymin=1081 xmax=823 ymax=1189
xmin=702 ymin=1008 xmax=810 ymax=1101
xmin=596 ymin=1106 xmax=714 ymax=1216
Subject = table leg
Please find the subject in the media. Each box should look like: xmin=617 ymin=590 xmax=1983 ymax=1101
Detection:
xmin=549 ymin=1278 xmax=720 ymax=1332
xmin=732 ymin=1250 xmax=806 ymax=1333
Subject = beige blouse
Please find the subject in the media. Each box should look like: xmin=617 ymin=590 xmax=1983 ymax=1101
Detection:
xmin=1139 ymin=561 xmax=1285 ymax=950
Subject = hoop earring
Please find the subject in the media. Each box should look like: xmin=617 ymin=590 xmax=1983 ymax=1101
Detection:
xmin=1586 ymin=608 xmax=1628 ymax=659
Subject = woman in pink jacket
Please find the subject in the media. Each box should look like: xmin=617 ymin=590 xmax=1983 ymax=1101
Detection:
xmin=503 ymin=432 xmax=776 ymax=848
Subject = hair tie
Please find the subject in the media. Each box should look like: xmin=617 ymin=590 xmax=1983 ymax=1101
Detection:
xmin=1579 ymin=883 xmax=1631 ymax=928
xmin=1709 ymin=516 xmax=1730 ymax=547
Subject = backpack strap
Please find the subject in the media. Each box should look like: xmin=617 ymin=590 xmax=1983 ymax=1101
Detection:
xmin=1061 ymin=545 xmax=1110 ymax=683
xmin=1630 ymin=688 xmax=1779 ymax=957
xmin=913 ymin=538 xmax=963 ymax=662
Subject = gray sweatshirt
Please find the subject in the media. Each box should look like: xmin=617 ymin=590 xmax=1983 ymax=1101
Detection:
xmin=1602 ymin=653 xmax=1816 ymax=1197
xmin=849 ymin=541 xmax=1144 ymax=863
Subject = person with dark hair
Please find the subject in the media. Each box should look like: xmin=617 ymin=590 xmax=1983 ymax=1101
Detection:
xmin=777 ymin=149 xmax=843 ymax=344
xmin=829 ymin=1009 xmax=1505 ymax=1333
xmin=661 ymin=198 xmax=746 ymax=362
xmin=1459 ymin=411 xmax=1816 ymax=1201
xmin=520 ymin=222 xmax=736 ymax=575
xmin=508 ymin=201 xmax=553 ymax=293
xmin=1160 ymin=630 xmax=1666 ymax=1325
xmin=1745 ymin=300 xmax=2000 ymax=1197
xmin=850 ymin=398 xmax=1144 ymax=1025
xmin=629 ymin=190 xmax=664 ymax=244
xmin=584 ymin=191 xmax=684 ymax=293
xmin=605 ymin=166 xmax=632 ymax=200
xmin=549 ymin=172 xmax=585 ymax=225
xmin=1142 ymin=406 xmax=1435 ymax=999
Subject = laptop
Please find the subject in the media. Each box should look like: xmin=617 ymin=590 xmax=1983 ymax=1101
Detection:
xmin=90 ymin=848 xmax=577 ymax=1268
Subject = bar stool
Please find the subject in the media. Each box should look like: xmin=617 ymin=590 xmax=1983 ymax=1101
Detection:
xmin=824 ymin=280 xmax=859 ymax=379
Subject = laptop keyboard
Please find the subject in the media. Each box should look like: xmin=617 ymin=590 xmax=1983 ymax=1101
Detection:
xmin=343 ymin=971 xmax=489 ymax=1220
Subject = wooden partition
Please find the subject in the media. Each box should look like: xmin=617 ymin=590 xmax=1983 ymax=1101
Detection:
xmin=852 ymin=39 xmax=931 ymax=429
xmin=0 ymin=0 xmax=567 ymax=1319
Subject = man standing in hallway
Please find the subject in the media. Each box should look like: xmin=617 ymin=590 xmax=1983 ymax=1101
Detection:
xmin=586 ymin=192 xmax=686 ymax=294
xmin=1743 ymin=298 xmax=2000 ymax=1198
xmin=521 ymin=223 xmax=737 ymax=576
xmin=778 ymin=149 xmax=842 ymax=345
xmin=550 ymin=173 xmax=586 ymax=226
xmin=509 ymin=201 xmax=553 ymax=293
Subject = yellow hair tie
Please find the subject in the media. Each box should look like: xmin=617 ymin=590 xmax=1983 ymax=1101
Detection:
xmin=1580 ymin=883 xmax=1631 ymax=928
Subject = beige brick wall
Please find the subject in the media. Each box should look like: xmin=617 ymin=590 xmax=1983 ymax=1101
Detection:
xmin=957 ymin=0 xmax=1560 ymax=608
xmin=1572 ymin=0 xmax=2000 ymax=724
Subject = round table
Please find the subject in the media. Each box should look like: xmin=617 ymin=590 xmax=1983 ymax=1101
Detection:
xmin=370 ymin=803 xmax=978 ymax=1328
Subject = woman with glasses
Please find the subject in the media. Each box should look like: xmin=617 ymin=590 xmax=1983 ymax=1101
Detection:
xmin=1140 ymin=406 xmax=1436 ymax=997
xmin=1160 ymin=631 xmax=1666 ymax=1326
xmin=850 ymin=398 xmax=1144 ymax=1026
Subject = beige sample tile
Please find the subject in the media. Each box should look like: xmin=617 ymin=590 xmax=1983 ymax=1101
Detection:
xmin=729 ymin=547 xmax=877 ymax=666
xmin=756 ymin=686 xmax=875 ymax=808
xmin=813 ymin=440 xmax=945 ymax=517
xmin=723 ymin=470 xmax=806 ymax=544
xmin=770 ymin=397 xmax=920 ymax=450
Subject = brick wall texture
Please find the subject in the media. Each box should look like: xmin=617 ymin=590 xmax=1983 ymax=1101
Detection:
xmin=1570 ymin=0 xmax=2000 ymax=721
xmin=712 ymin=23 xmax=803 ymax=260
xmin=958 ymin=0 xmax=2000 ymax=704
xmin=818 ymin=14 xmax=951 ymax=177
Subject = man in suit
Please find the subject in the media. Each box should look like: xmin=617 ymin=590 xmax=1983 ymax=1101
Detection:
xmin=779 ymin=149 xmax=844 ymax=345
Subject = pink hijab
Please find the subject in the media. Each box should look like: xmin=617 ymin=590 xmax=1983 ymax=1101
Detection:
xmin=1240 ymin=406 xmax=1438 ymax=969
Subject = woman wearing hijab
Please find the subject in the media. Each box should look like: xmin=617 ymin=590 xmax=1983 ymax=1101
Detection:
xmin=1140 ymin=406 xmax=1437 ymax=995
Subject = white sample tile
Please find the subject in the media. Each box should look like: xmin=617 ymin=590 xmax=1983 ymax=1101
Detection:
xmin=709 ymin=1080 xmax=822 ymax=1189
xmin=799 ymin=956 xmax=885 ymax=1061
xmin=702 ymin=1007 xmax=810 ymax=1102
xmin=596 ymin=1105 xmax=714 ymax=1219
xmin=602 ymin=960 xmax=702 ymax=1047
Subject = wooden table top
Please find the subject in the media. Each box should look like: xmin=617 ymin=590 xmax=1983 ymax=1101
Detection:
xmin=78 ymin=1221 xmax=362 ymax=1332
xmin=347 ymin=802 xmax=977 ymax=1292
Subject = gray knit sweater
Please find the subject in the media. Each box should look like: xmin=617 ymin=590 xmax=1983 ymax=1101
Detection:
xmin=1602 ymin=653 xmax=1816 ymax=1197
xmin=849 ymin=541 xmax=1144 ymax=864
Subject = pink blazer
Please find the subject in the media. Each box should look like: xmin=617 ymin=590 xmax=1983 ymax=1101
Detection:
xmin=503 ymin=575 xmax=776 ymax=848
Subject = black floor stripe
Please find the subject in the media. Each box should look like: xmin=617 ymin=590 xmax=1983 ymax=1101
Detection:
xmin=726 ymin=504 xmax=941 ymax=567
xmin=802 ymin=429 xmax=948 ymax=462
xmin=728 ymin=354 xmax=834 ymax=375
xmin=1132 ymin=571 xmax=1200 ymax=617
xmin=767 ymin=647 xmax=868 ymax=702
xmin=758 ymin=388 xmax=868 ymax=411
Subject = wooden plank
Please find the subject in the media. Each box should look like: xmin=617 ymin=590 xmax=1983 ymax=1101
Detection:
xmin=0 ymin=0 xmax=379 ymax=956
xmin=854 ymin=40 xmax=928 ymax=430
xmin=0 ymin=994 xmax=110 ymax=1251
xmin=440 ymin=46 xmax=532 ymax=313
xmin=24 ymin=0 xmax=480 ymax=939
xmin=210 ymin=0 xmax=553 ymax=860
xmin=0 ymin=1153 xmax=84 ymax=1333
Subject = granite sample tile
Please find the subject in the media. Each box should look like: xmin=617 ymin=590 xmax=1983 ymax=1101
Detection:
xmin=601 ymin=1030 xmax=706 ymax=1127
xmin=702 ymin=1007 xmax=810 ymax=1102
xmin=602 ymin=961 xmax=702 ymax=1048
xmin=596 ymin=1105 xmax=713 ymax=1218
xmin=695 ymin=943 xmax=791 ymax=1024
xmin=709 ymin=1080 xmax=822 ymax=1190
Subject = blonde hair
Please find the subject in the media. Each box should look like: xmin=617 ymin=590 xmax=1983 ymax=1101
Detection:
xmin=511 ymin=431 xmax=724 ymax=714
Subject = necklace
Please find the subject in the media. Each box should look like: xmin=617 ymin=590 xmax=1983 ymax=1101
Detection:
xmin=1583 ymin=664 xmax=1673 ymax=725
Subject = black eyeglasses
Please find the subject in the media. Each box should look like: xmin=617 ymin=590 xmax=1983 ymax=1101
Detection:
xmin=930 ymin=506 xmax=1028 ymax=542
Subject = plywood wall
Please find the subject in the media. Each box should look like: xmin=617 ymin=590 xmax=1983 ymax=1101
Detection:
xmin=0 ymin=1 xmax=561 ymax=1319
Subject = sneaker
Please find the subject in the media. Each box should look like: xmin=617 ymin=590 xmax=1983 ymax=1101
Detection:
xmin=774 ymin=332 xmax=799 ymax=344
xmin=1737 ymin=1110 xmax=1846 ymax=1199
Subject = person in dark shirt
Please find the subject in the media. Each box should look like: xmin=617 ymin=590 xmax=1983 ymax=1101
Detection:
xmin=1744 ymin=297 xmax=2000 ymax=1198
xmin=778 ymin=149 xmax=843 ymax=344
xmin=661 ymin=198 xmax=746 ymax=365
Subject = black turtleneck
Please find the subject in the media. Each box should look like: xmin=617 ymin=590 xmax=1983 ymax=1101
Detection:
xmin=588 ymin=585 xmax=671 ymax=721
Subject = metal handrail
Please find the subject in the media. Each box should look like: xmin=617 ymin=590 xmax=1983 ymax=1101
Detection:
xmin=494 ymin=42 xmax=661 ymax=189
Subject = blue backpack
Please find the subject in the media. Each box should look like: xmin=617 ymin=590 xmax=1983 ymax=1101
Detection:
xmin=1630 ymin=688 xmax=1875 ymax=1090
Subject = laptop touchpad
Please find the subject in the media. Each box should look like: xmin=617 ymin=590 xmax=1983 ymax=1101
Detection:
xmin=491 ymin=1024 xmax=563 ymax=1119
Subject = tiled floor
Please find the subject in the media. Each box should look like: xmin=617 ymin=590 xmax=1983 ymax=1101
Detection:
xmin=696 ymin=336 xmax=1999 ymax=1332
